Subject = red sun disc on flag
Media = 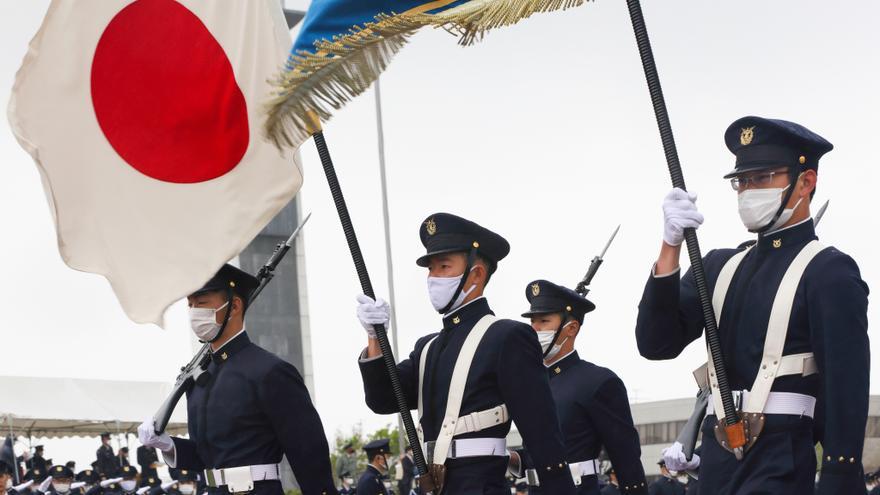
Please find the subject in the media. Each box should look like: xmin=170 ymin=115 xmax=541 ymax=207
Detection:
xmin=91 ymin=0 xmax=249 ymax=184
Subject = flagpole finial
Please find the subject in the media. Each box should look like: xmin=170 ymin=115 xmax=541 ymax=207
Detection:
xmin=304 ymin=110 xmax=323 ymax=135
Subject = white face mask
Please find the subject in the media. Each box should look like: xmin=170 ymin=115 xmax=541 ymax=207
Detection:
xmin=737 ymin=178 xmax=803 ymax=233
xmin=188 ymin=301 xmax=229 ymax=341
xmin=426 ymin=267 xmax=476 ymax=313
xmin=53 ymin=483 xmax=71 ymax=494
xmin=341 ymin=478 xmax=353 ymax=488
xmin=179 ymin=484 xmax=195 ymax=495
xmin=120 ymin=481 xmax=137 ymax=492
xmin=536 ymin=322 xmax=571 ymax=361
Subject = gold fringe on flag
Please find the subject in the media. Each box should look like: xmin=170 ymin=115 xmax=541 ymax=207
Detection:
xmin=264 ymin=0 xmax=588 ymax=149
xmin=431 ymin=0 xmax=587 ymax=45
xmin=264 ymin=13 xmax=426 ymax=149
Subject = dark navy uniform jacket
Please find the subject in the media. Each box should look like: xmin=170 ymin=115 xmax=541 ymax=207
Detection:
xmin=170 ymin=332 xmax=338 ymax=495
xmin=95 ymin=445 xmax=116 ymax=477
xmin=636 ymin=220 xmax=869 ymax=494
xmin=359 ymin=298 xmax=575 ymax=495
xmin=546 ymin=352 xmax=646 ymax=494
xmin=354 ymin=466 xmax=388 ymax=495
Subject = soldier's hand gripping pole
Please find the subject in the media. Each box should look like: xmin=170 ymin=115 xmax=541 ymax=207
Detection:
xmin=624 ymin=0 xmax=746 ymax=459
xmin=303 ymin=112 xmax=435 ymax=492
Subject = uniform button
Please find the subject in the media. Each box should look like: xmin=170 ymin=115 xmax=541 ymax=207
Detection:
xmin=558 ymin=463 xmax=563 ymax=468
xmin=826 ymin=455 xmax=831 ymax=461
xmin=839 ymin=456 xmax=845 ymax=462
xmin=850 ymin=457 xmax=856 ymax=463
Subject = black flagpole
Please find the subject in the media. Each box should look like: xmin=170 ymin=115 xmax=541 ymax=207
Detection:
xmin=304 ymin=112 xmax=435 ymax=490
xmin=624 ymin=0 xmax=746 ymax=458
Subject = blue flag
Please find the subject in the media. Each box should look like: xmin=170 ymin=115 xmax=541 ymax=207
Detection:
xmin=265 ymin=0 xmax=586 ymax=147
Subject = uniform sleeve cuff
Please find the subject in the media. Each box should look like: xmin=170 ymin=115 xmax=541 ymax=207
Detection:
xmin=358 ymin=348 xmax=383 ymax=363
xmin=652 ymin=262 xmax=681 ymax=279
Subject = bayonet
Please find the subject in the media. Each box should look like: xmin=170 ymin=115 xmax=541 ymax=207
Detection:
xmin=814 ymin=200 xmax=829 ymax=227
xmin=575 ymin=225 xmax=620 ymax=297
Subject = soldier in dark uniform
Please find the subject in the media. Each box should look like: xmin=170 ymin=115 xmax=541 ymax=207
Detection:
xmin=138 ymin=264 xmax=337 ymax=495
xmin=23 ymin=468 xmax=49 ymax=494
xmin=95 ymin=435 xmax=116 ymax=478
xmin=356 ymin=213 xmax=576 ymax=494
xmin=355 ymin=440 xmax=390 ymax=495
xmin=514 ymin=280 xmax=647 ymax=494
xmin=74 ymin=470 xmax=98 ymax=495
xmin=44 ymin=466 xmax=75 ymax=495
xmin=135 ymin=447 xmax=157 ymax=482
xmin=171 ymin=470 xmax=196 ymax=495
xmin=635 ymin=116 xmax=870 ymax=494
xmin=397 ymin=446 xmax=414 ymax=495
xmin=116 ymin=466 xmax=137 ymax=495
xmin=27 ymin=449 xmax=47 ymax=475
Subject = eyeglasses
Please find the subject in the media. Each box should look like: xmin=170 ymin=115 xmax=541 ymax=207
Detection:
xmin=729 ymin=170 xmax=788 ymax=191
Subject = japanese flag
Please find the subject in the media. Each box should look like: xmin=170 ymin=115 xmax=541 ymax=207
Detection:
xmin=8 ymin=0 xmax=300 ymax=325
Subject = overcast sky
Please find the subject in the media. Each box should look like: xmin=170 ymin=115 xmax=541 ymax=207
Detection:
xmin=2 ymin=0 xmax=878 ymax=468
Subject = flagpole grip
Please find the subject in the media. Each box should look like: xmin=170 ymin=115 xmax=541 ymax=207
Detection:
xmin=309 ymin=127 xmax=434 ymax=489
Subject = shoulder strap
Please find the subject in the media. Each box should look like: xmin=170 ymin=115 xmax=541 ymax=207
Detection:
xmin=706 ymin=247 xmax=751 ymax=421
xmin=430 ymin=314 xmax=497 ymax=467
xmin=417 ymin=335 xmax=439 ymax=447
xmin=744 ymin=240 xmax=824 ymax=413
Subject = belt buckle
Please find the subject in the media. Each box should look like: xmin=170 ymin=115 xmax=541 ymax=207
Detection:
xmin=222 ymin=466 xmax=253 ymax=494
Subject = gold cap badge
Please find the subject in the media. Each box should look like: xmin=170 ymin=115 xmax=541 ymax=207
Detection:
xmin=740 ymin=126 xmax=755 ymax=146
xmin=425 ymin=218 xmax=437 ymax=236
xmin=531 ymin=283 xmax=540 ymax=297
xmin=773 ymin=239 xmax=782 ymax=249
xmin=221 ymin=352 xmax=228 ymax=361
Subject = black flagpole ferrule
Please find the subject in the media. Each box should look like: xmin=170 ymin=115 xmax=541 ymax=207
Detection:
xmin=306 ymin=113 xmax=433 ymax=489
xmin=624 ymin=0 xmax=742 ymax=446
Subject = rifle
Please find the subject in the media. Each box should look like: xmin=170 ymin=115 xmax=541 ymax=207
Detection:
xmin=152 ymin=213 xmax=312 ymax=434
xmin=575 ymin=225 xmax=620 ymax=297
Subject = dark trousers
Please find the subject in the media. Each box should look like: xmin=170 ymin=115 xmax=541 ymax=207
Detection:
xmin=397 ymin=479 xmax=413 ymax=495
xmin=530 ymin=475 xmax=598 ymax=495
xmin=698 ymin=414 xmax=816 ymax=494
xmin=439 ymin=457 xmax=509 ymax=495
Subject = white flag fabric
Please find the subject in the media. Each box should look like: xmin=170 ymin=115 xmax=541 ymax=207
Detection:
xmin=8 ymin=0 xmax=300 ymax=325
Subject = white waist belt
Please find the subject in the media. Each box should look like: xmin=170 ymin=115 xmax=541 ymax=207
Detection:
xmin=455 ymin=404 xmax=509 ymax=435
xmin=425 ymin=437 xmax=506 ymax=463
xmin=526 ymin=458 xmax=599 ymax=487
xmin=205 ymin=463 xmax=281 ymax=493
xmin=707 ymin=391 xmax=815 ymax=418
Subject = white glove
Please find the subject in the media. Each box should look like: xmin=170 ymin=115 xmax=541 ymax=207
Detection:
xmin=356 ymin=295 xmax=390 ymax=338
xmin=138 ymin=419 xmax=174 ymax=452
xmin=663 ymin=188 xmax=704 ymax=246
xmin=662 ymin=441 xmax=701 ymax=471
xmin=38 ymin=476 xmax=54 ymax=493
xmin=136 ymin=487 xmax=152 ymax=495
xmin=13 ymin=481 xmax=34 ymax=492
xmin=161 ymin=481 xmax=177 ymax=492
xmin=71 ymin=483 xmax=86 ymax=491
xmin=100 ymin=478 xmax=123 ymax=489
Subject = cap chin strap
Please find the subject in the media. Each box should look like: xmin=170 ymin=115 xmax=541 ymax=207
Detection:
xmin=439 ymin=248 xmax=477 ymax=315
xmin=754 ymin=167 xmax=800 ymax=235
xmin=206 ymin=288 xmax=235 ymax=344
xmin=542 ymin=311 xmax=570 ymax=360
